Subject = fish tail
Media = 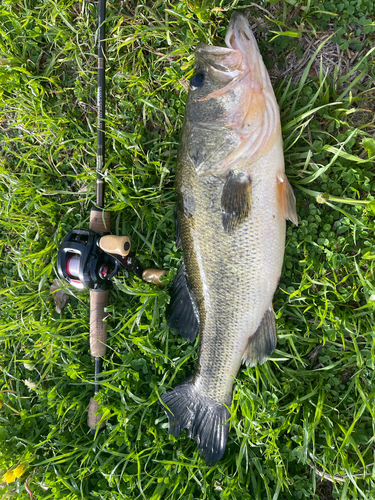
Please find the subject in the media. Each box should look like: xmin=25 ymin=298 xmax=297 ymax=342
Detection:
xmin=161 ymin=377 xmax=230 ymax=466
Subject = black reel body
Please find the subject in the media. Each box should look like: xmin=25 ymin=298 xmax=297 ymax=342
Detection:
xmin=57 ymin=228 xmax=118 ymax=290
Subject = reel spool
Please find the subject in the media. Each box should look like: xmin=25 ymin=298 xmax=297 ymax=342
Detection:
xmin=57 ymin=228 xmax=119 ymax=290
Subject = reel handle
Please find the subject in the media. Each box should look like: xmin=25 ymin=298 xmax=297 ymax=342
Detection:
xmin=99 ymin=235 xmax=131 ymax=257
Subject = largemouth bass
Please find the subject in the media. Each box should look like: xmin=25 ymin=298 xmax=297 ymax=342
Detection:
xmin=161 ymin=12 xmax=298 ymax=465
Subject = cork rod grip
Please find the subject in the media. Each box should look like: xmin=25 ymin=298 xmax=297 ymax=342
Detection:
xmin=90 ymin=208 xmax=111 ymax=233
xmin=88 ymin=397 xmax=106 ymax=431
xmin=88 ymin=289 xmax=108 ymax=431
xmin=89 ymin=289 xmax=109 ymax=357
xmin=89 ymin=207 xmax=110 ymax=357
xmin=89 ymin=207 xmax=110 ymax=358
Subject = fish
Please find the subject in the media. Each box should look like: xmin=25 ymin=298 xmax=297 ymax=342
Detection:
xmin=161 ymin=12 xmax=298 ymax=466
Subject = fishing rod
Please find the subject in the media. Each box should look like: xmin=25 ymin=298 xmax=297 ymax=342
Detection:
xmin=57 ymin=0 xmax=165 ymax=434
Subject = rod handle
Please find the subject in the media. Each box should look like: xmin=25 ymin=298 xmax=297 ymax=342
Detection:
xmin=89 ymin=289 xmax=109 ymax=358
xmin=90 ymin=207 xmax=111 ymax=233
xmin=88 ymin=396 xmax=106 ymax=432
xmin=142 ymin=268 xmax=166 ymax=286
xmin=99 ymin=235 xmax=131 ymax=257
xmin=87 ymin=289 xmax=108 ymax=432
xmin=89 ymin=207 xmax=110 ymax=357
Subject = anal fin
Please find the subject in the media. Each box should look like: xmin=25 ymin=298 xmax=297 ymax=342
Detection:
xmin=243 ymin=306 xmax=277 ymax=367
xmin=166 ymin=263 xmax=200 ymax=342
xmin=221 ymin=170 xmax=252 ymax=233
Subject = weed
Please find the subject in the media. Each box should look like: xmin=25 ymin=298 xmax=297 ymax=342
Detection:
xmin=1 ymin=1 xmax=375 ymax=499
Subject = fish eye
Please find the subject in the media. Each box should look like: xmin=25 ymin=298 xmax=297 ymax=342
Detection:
xmin=190 ymin=73 xmax=204 ymax=89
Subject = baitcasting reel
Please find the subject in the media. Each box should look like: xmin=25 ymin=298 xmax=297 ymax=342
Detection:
xmin=57 ymin=227 xmax=163 ymax=290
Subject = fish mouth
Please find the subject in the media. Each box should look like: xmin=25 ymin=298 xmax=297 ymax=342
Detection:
xmin=194 ymin=44 xmax=241 ymax=78
xmin=225 ymin=12 xmax=260 ymax=58
xmin=224 ymin=12 xmax=267 ymax=94
xmin=195 ymin=13 xmax=268 ymax=102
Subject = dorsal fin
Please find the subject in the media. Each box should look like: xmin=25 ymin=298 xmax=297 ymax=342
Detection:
xmin=166 ymin=263 xmax=200 ymax=342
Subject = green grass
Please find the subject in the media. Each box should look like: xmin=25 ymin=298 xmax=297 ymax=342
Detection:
xmin=1 ymin=1 xmax=375 ymax=499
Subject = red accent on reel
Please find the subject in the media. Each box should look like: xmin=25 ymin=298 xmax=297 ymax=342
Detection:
xmin=121 ymin=255 xmax=132 ymax=267
xmin=100 ymin=265 xmax=109 ymax=278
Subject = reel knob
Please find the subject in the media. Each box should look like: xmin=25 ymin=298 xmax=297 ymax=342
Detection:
xmin=142 ymin=268 xmax=166 ymax=286
xmin=99 ymin=235 xmax=131 ymax=257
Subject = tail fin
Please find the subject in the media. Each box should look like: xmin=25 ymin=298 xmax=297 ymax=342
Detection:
xmin=161 ymin=377 xmax=230 ymax=466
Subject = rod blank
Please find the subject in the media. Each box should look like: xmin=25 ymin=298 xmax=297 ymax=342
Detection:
xmin=96 ymin=0 xmax=106 ymax=208
xmin=88 ymin=0 xmax=108 ymax=433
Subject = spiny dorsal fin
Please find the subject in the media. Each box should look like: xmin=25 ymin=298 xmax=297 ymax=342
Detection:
xmin=221 ymin=170 xmax=251 ymax=233
xmin=277 ymin=173 xmax=298 ymax=225
xmin=166 ymin=263 xmax=200 ymax=342
xmin=243 ymin=306 xmax=277 ymax=367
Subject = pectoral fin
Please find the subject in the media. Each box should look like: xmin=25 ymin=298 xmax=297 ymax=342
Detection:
xmin=277 ymin=173 xmax=298 ymax=225
xmin=221 ymin=170 xmax=252 ymax=233
xmin=166 ymin=263 xmax=200 ymax=342
xmin=243 ymin=306 xmax=277 ymax=367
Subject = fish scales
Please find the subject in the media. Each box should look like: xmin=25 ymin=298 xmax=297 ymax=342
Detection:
xmin=176 ymin=139 xmax=285 ymax=404
xmin=161 ymin=12 xmax=297 ymax=465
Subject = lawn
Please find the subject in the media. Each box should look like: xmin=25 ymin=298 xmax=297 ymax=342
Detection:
xmin=1 ymin=1 xmax=375 ymax=499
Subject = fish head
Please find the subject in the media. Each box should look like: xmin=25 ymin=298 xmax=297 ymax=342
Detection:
xmin=184 ymin=12 xmax=280 ymax=177
xmin=186 ymin=42 xmax=242 ymax=123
